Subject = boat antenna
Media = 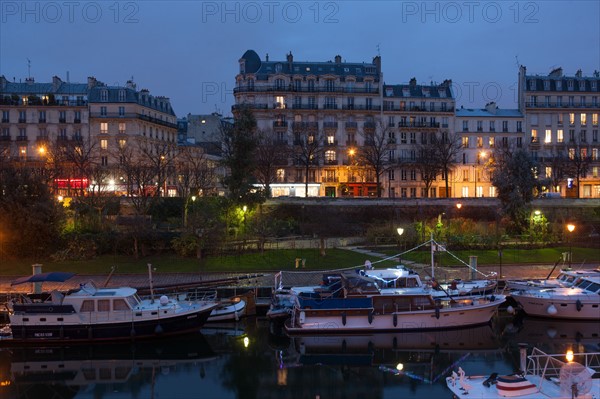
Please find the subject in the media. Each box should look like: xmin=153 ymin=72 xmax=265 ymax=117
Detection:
xmin=103 ymin=265 xmax=117 ymax=287
xmin=148 ymin=263 xmax=155 ymax=304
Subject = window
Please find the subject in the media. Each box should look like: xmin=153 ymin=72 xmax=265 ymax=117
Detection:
xmin=409 ymin=132 xmax=416 ymax=144
xmin=531 ymin=129 xmax=538 ymax=143
xmin=401 ymin=188 xmax=407 ymax=198
xmin=275 ymin=96 xmax=285 ymax=109
xmin=516 ymin=121 xmax=522 ymax=132
xmin=476 ymin=136 xmax=483 ymax=148
xmin=400 ymin=132 xmax=407 ymax=144
xmin=119 ymin=123 xmax=126 ymax=134
xmin=489 ymin=137 xmax=495 ymax=148
xmin=275 ymin=78 xmax=284 ymax=90
xmin=388 ymin=150 xmax=395 ymax=162
xmin=100 ymin=106 xmax=107 ymax=116
xmin=516 ymin=137 xmax=522 ymax=148
xmin=19 ymin=146 xmax=27 ymax=158
xmin=581 ymin=130 xmax=587 ymax=142
xmin=38 ymin=111 xmax=46 ymax=123
xmin=462 ymin=121 xmax=469 ymax=132
xmin=557 ymin=96 xmax=563 ymax=106
xmin=81 ymin=300 xmax=94 ymax=312
xmin=325 ymin=80 xmax=335 ymax=92
xmin=569 ymin=129 xmax=575 ymax=142
xmin=410 ymin=170 xmax=416 ymax=181
xmin=100 ymin=139 xmax=108 ymax=150
xmin=593 ymin=148 xmax=599 ymax=160
xmin=74 ymin=111 xmax=81 ymax=123
xmin=100 ymin=90 xmax=108 ymax=101
xmin=388 ymin=169 xmax=395 ymax=180
xmin=324 ymin=150 xmax=336 ymax=163
xmin=100 ymin=122 xmax=108 ymax=134
xmin=557 ymin=129 xmax=564 ymax=143
xmin=98 ymin=299 xmax=110 ymax=311
xmin=580 ymin=96 xmax=586 ymax=106
xmin=442 ymin=117 xmax=449 ymax=128
xmin=569 ymin=113 xmax=575 ymax=125
xmin=118 ymin=139 xmax=126 ymax=149
xmin=581 ymin=114 xmax=587 ymax=126
xmin=118 ymin=106 xmax=125 ymax=116
xmin=365 ymin=98 xmax=372 ymax=110
xmin=441 ymin=102 xmax=447 ymax=111
xmin=462 ymin=137 xmax=469 ymax=148
xmin=118 ymin=90 xmax=126 ymax=102
xmin=544 ymin=129 xmax=552 ymax=144
xmin=545 ymin=166 xmax=552 ymax=178
xmin=593 ymin=130 xmax=598 ymax=142
xmin=477 ymin=121 xmax=483 ymax=132
xmin=557 ymin=114 xmax=563 ymax=125
xmin=401 ymin=169 xmax=407 ymax=180
xmin=568 ymin=148 xmax=575 ymax=159
xmin=568 ymin=80 xmax=574 ymax=90
xmin=113 ymin=299 xmax=129 ymax=311
xmin=593 ymin=114 xmax=598 ymax=126
xmin=489 ymin=121 xmax=495 ymax=132
xmin=101 ymin=156 xmax=108 ymax=166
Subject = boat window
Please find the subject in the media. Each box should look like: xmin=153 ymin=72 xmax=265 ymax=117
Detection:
xmin=585 ymin=282 xmax=600 ymax=293
xmin=80 ymin=300 xmax=94 ymax=312
xmin=128 ymin=295 xmax=140 ymax=308
xmin=407 ymin=277 xmax=419 ymax=288
xmin=113 ymin=299 xmax=130 ymax=311
xmin=413 ymin=296 xmax=432 ymax=307
xmin=98 ymin=299 xmax=110 ymax=312
xmin=575 ymin=280 xmax=592 ymax=290
xmin=82 ymin=368 xmax=96 ymax=380
xmin=115 ymin=367 xmax=131 ymax=379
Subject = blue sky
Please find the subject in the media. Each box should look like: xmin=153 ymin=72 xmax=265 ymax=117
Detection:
xmin=1 ymin=1 xmax=599 ymax=116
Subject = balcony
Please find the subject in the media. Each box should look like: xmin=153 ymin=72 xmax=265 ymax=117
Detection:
xmin=16 ymin=135 xmax=28 ymax=141
xmin=18 ymin=118 xmax=26 ymax=123
xmin=0 ymin=135 xmax=11 ymax=142
xmin=323 ymin=122 xmax=338 ymax=129
xmin=231 ymin=103 xmax=268 ymax=111
xmin=323 ymin=104 xmax=338 ymax=110
xmin=273 ymin=121 xmax=288 ymax=128
xmin=233 ymin=85 xmax=379 ymax=94
xmin=74 ymin=118 xmax=81 ymax=124
xmin=341 ymin=104 xmax=382 ymax=111
xmin=324 ymin=159 xmax=339 ymax=166
xmin=38 ymin=118 xmax=46 ymax=123
xmin=322 ymin=175 xmax=339 ymax=182
xmin=71 ymin=135 xmax=83 ymax=142
xmin=398 ymin=121 xmax=440 ymax=128
xmin=292 ymin=122 xmax=318 ymax=131
xmin=363 ymin=122 xmax=376 ymax=130
xmin=59 ymin=118 xmax=67 ymax=123
xmin=36 ymin=135 xmax=49 ymax=142
xmin=325 ymin=140 xmax=338 ymax=147
xmin=345 ymin=122 xmax=358 ymax=130
xmin=291 ymin=104 xmax=318 ymax=110
xmin=1 ymin=118 xmax=9 ymax=123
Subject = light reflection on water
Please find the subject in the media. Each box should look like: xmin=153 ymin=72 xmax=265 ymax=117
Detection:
xmin=0 ymin=315 xmax=598 ymax=399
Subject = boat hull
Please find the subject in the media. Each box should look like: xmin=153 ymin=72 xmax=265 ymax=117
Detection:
xmin=285 ymin=297 xmax=504 ymax=334
xmin=510 ymin=294 xmax=600 ymax=320
xmin=5 ymin=305 xmax=215 ymax=344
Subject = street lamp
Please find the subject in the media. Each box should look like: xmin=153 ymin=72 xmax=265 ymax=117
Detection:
xmin=397 ymin=227 xmax=404 ymax=264
xmin=474 ymin=150 xmax=487 ymax=198
xmin=567 ymin=223 xmax=575 ymax=269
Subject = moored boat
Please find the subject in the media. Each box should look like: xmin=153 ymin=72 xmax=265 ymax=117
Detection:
xmin=506 ymin=268 xmax=600 ymax=291
xmin=445 ymin=346 xmax=600 ymax=399
xmin=509 ymin=276 xmax=600 ymax=320
xmin=284 ymin=271 xmax=505 ymax=334
xmin=207 ymin=298 xmax=246 ymax=322
xmin=1 ymin=273 xmax=219 ymax=344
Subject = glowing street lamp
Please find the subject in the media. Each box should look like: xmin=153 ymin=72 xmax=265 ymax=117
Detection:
xmin=567 ymin=224 xmax=575 ymax=269
xmin=397 ymin=227 xmax=404 ymax=264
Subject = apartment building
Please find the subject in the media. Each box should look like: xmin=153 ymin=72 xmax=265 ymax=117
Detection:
xmin=518 ymin=66 xmax=600 ymax=198
xmin=234 ymin=50 xmax=456 ymax=198
xmin=455 ymin=103 xmax=524 ymax=198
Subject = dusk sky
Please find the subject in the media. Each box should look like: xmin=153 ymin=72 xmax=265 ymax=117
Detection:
xmin=1 ymin=1 xmax=599 ymax=117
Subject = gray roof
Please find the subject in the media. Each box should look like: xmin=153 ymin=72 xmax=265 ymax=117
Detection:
xmin=240 ymin=50 xmax=380 ymax=82
xmin=455 ymin=108 xmax=523 ymax=117
xmin=0 ymin=80 xmax=88 ymax=96
xmin=384 ymin=83 xmax=453 ymax=99
xmin=525 ymin=75 xmax=600 ymax=92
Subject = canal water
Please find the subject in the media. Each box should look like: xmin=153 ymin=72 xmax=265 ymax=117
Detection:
xmin=0 ymin=314 xmax=598 ymax=399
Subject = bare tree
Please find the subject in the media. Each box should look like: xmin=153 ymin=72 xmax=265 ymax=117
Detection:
xmin=138 ymin=139 xmax=176 ymax=197
xmin=254 ymin=128 xmax=291 ymax=197
xmin=414 ymin=132 xmax=442 ymax=198
xmin=564 ymin=139 xmax=592 ymax=198
xmin=294 ymin=128 xmax=323 ymax=197
xmin=358 ymin=120 xmax=395 ymax=197
xmin=434 ymin=130 xmax=462 ymax=198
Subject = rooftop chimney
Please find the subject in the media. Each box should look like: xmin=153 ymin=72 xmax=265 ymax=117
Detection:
xmin=575 ymin=69 xmax=582 ymax=78
xmin=126 ymin=80 xmax=136 ymax=90
xmin=485 ymin=102 xmax=498 ymax=114
xmin=87 ymin=76 xmax=97 ymax=89
xmin=334 ymin=55 xmax=342 ymax=64
xmin=52 ymin=75 xmax=62 ymax=91
xmin=265 ymin=53 xmax=269 ymax=62
xmin=25 ymin=77 xmax=35 ymax=85
xmin=549 ymin=67 xmax=562 ymax=77
xmin=409 ymin=77 xmax=417 ymax=86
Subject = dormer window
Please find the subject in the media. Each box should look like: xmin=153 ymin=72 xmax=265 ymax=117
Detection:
xmin=544 ymin=80 xmax=550 ymax=90
xmin=100 ymin=90 xmax=108 ymax=102
xmin=556 ymin=80 xmax=562 ymax=90
xmin=275 ymin=63 xmax=282 ymax=73
xmin=118 ymin=90 xmax=126 ymax=102
xmin=579 ymin=81 xmax=586 ymax=90
xmin=568 ymin=80 xmax=574 ymax=90
xmin=529 ymin=79 xmax=536 ymax=90
xmin=385 ymin=88 xmax=393 ymax=97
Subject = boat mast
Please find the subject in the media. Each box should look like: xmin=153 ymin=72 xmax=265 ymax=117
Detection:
xmin=430 ymin=233 xmax=435 ymax=279
xmin=148 ymin=263 xmax=155 ymax=304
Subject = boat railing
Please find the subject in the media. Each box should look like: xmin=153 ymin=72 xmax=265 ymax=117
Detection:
xmin=526 ymin=348 xmax=600 ymax=379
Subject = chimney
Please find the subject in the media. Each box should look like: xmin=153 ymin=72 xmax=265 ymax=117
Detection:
xmin=485 ymin=102 xmax=498 ymax=114
xmin=594 ymin=70 xmax=600 ymax=78
xmin=126 ymin=79 xmax=136 ymax=90
xmin=549 ymin=67 xmax=562 ymax=77
xmin=25 ymin=77 xmax=35 ymax=85
xmin=87 ymin=76 xmax=97 ymax=89
xmin=52 ymin=75 xmax=62 ymax=91
xmin=409 ymin=77 xmax=417 ymax=87
xmin=372 ymin=55 xmax=381 ymax=75
xmin=265 ymin=53 xmax=269 ymax=62
xmin=575 ymin=69 xmax=582 ymax=78
xmin=287 ymin=51 xmax=293 ymax=69
xmin=334 ymin=55 xmax=342 ymax=64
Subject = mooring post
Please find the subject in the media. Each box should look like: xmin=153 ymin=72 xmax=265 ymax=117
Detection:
xmin=469 ymin=256 xmax=477 ymax=280
xmin=32 ymin=263 xmax=42 ymax=294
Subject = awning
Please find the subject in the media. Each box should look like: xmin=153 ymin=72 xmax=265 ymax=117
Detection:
xmin=11 ymin=272 xmax=76 ymax=286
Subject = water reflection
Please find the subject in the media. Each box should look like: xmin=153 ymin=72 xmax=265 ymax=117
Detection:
xmin=0 ymin=316 xmax=597 ymax=399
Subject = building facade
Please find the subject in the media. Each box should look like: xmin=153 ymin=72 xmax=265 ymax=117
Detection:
xmin=519 ymin=66 xmax=600 ymax=198
xmin=234 ymin=50 xmax=459 ymax=198
xmin=0 ymin=75 xmax=178 ymax=196
xmin=455 ymin=103 xmax=524 ymax=198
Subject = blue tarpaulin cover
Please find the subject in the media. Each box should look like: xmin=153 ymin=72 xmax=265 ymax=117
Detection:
xmin=11 ymin=272 xmax=75 ymax=286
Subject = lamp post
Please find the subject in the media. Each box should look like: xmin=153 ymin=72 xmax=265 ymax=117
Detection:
xmin=397 ymin=227 xmax=404 ymax=264
xmin=567 ymin=223 xmax=575 ymax=269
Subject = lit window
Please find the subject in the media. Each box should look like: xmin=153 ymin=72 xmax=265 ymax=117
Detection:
xmin=569 ymin=113 xmax=575 ymax=125
xmin=544 ymin=129 xmax=552 ymax=143
xmin=119 ymin=123 xmax=126 ymax=133
xmin=489 ymin=137 xmax=495 ymax=148
xmin=100 ymin=122 xmax=108 ymax=134
xmin=118 ymin=139 xmax=126 ymax=149
xmin=100 ymin=139 xmax=108 ymax=150
xmin=581 ymin=114 xmax=587 ymax=126
xmin=557 ymin=129 xmax=564 ymax=143
xmin=593 ymin=114 xmax=598 ymax=126
xmin=545 ymin=166 xmax=552 ymax=178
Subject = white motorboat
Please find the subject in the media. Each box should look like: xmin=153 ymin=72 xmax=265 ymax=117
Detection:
xmin=285 ymin=271 xmax=505 ymax=334
xmin=2 ymin=273 xmax=219 ymax=343
xmin=207 ymin=298 xmax=246 ymax=322
xmin=509 ymin=276 xmax=600 ymax=320
xmin=445 ymin=346 xmax=600 ymax=399
xmin=506 ymin=268 xmax=600 ymax=291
